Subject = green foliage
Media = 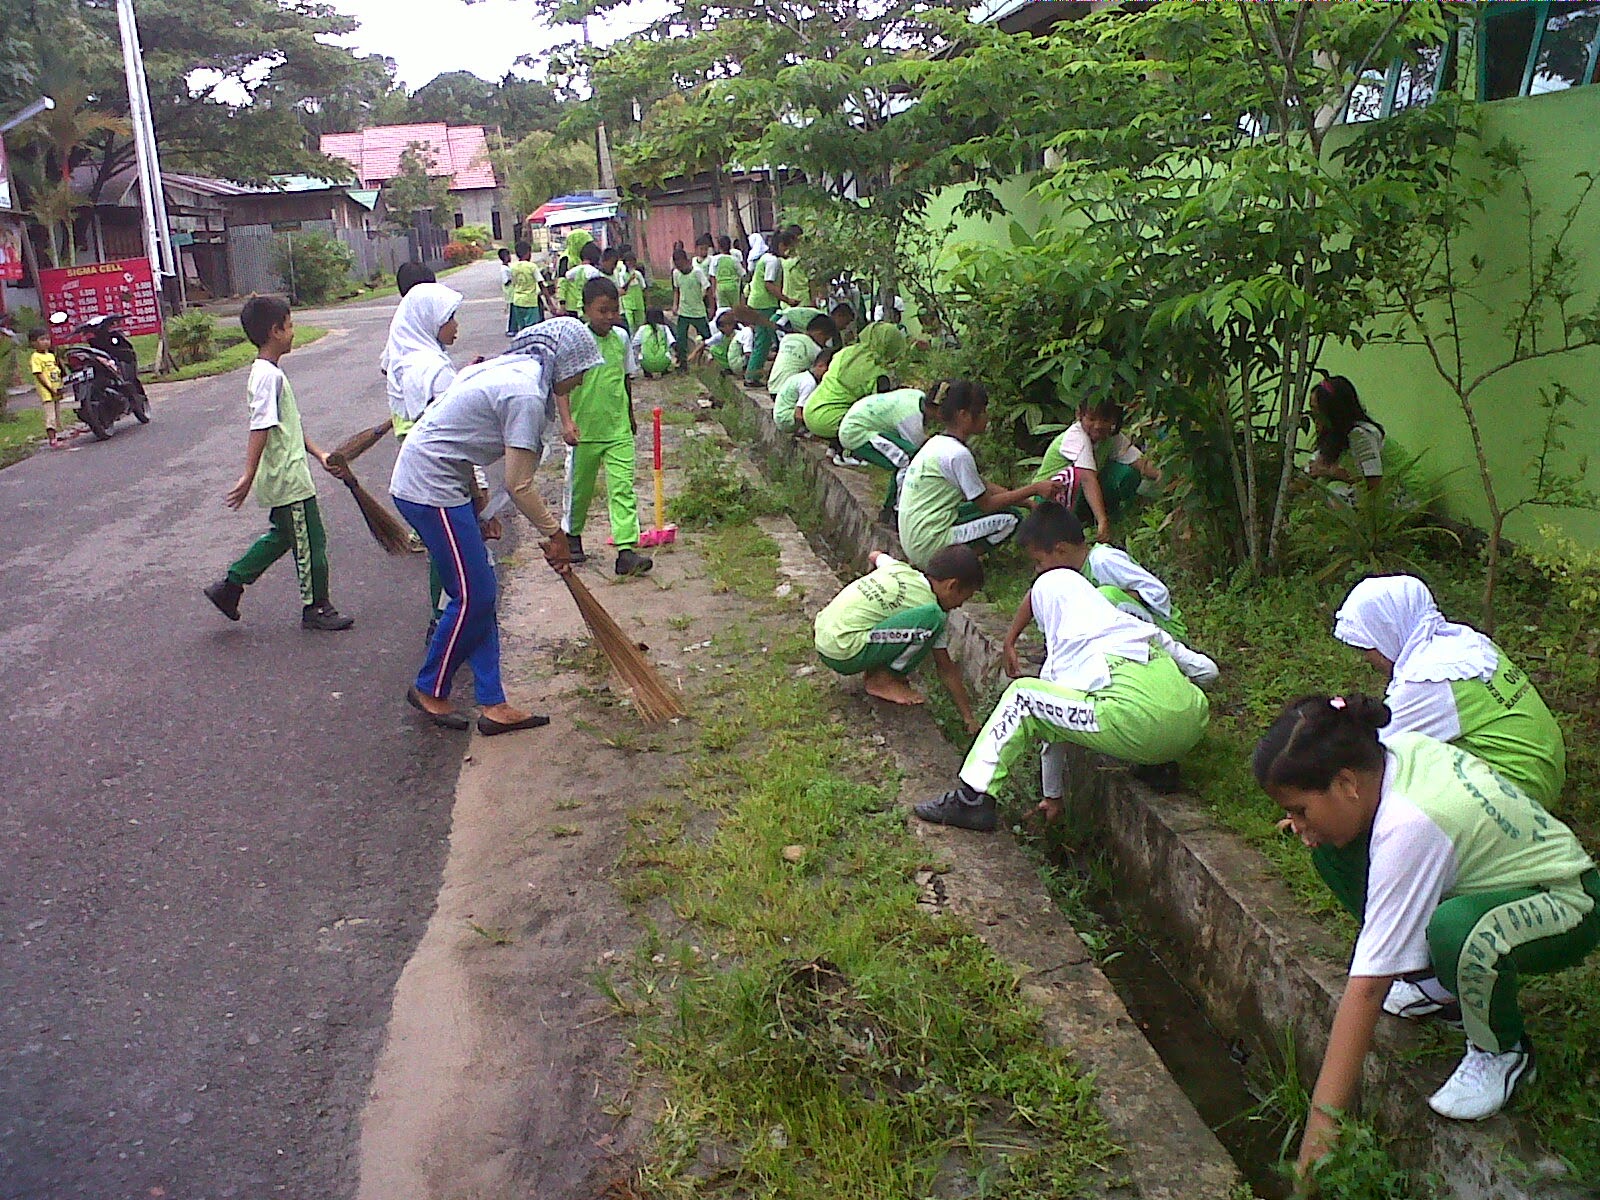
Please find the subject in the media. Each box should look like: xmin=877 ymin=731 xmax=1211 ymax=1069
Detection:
xmin=165 ymin=310 xmax=218 ymax=368
xmin=382 ymin=143 xmax=454 ymax=232
xmin=452 ymin=223 xmax=493 ymax=250
xmin=494 ymin=130 xmax=597 ymax=221
xmin=1307 ymin=1119 xmax=1442 ymax=1200
xmin=275 ymin=231 xmax=355 ymax=306
xmin=667 ymin=433 xmax=777 ymax=528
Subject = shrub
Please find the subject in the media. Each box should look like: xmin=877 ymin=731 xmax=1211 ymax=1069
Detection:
xmin=443 ymin=240 xmax=483 ymax=267
xmin=166 ymin=310 xmax=218 ymax=367
xmin=275 ymin=231 xmax=355 ymax=306
xmin=453 ymin=223 xmax=493 ymax=250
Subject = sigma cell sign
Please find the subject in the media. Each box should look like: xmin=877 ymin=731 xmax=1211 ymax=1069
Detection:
xmin=38 ymin=257 xmax=164 ymax=343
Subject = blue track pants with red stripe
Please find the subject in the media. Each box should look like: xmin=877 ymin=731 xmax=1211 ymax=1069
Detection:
xmin=394 ymin=497 xmax=505 ymax=706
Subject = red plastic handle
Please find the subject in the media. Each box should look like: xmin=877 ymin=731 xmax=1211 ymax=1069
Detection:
xmin=653 ymin=407 xmax=663 ymax=470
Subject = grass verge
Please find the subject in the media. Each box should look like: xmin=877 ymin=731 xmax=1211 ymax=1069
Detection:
xmin=0 ymin=407 xmax=45 ymax=469
xmin=612 ymin=452 xmax=1123 ymax=1197
xmin=130 ymin=326 xmax=329 ymax=383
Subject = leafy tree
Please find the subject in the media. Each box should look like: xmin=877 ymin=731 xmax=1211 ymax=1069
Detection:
xmin=496 ymin=130 xmax=596 ymax=220
xmin=407 ymin=71 xmax=501 ymax=127
xmin=383 ymin=143 xmax=454 ymax=231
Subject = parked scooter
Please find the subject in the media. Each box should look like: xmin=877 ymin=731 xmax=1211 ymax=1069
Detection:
xmin=57 ymin=312 xmax=151 ymax=440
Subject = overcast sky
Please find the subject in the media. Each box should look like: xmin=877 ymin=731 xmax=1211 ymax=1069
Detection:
xmin=327 ymin=0 xmax=669 ymax=89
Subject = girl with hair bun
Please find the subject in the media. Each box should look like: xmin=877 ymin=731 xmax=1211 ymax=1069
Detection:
xmin=1254 ymin=695 xmax=1599 ymax=1176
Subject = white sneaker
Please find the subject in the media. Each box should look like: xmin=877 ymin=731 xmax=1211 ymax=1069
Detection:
xmin=1384 ymin=978 xmax=1462 ymax=1025
xmin=1428 ymin=1041 xmax=1535 ymax=1121
xmin=833 ymin=452 xmax=868 ymax=468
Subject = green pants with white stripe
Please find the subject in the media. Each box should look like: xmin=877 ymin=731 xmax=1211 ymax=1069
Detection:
xmin=817 ymin=603 xmax=945 ymax=677
xmin=848 ymin=430 xmax=918 ymax=512
xmin=1096 ymin=584 xmax=1188 ymax=641
xmin=564 ymin=439 xmax=639 ymax=551
xmin=1315 ymin=850 xmax=1600 ymax=1052
xmin=227 ymin=496 xmax=329 ymax=607
xmin=960 ymin=652 xmax=1209 ymax=797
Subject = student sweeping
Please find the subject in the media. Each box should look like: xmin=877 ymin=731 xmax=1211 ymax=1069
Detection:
xmin=205 ymin=296 xmax=354 ymax=632
xmin=916 ymin=502 xmax=1216 ymax=833
xmin=896 ymin=380 xmax=1055 ymax=569
xmin=507 ymin=242 xmax=544 ymax=333
xmin=631 ymin=307 xmax=676 ymax=379
xmin=766 ymin=312 xmax=837 ymax=394
xmin=1255 ymin=695 xmax=1598 ymax=1179
xmin=838 ymin=384 xmax=939 ymax=521
xmin=670 ymin=247 xmax=713 ymax=370
xmin=772 ymin=350 xmax=831 ymax=437
xmin=744 ymin=231 xmax=797 ymax=384
xmin=1307 ymin=374 xmax=1384 ymax=497
xmin=390 ymin=318 xmax=601 ymax=734
xmin=802 ymin=322 xmax=908 ymax=444
xmin=385 ymin=283 xmax=463 ymax=440
xmin=555 ymin=277 xmax=653 ymax=577
xmin=1034 ymin=397 xmax=1161 ymax=543
xmin=1024 ymin=505 xmax=1187 ymax=639
xmin=814 ymin=545 xmax=983 ymax=728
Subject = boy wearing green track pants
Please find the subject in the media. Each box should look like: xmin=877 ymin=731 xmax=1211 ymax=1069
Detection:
xmin=916 ymin=502 xmax=1217 ymax=833
xmin=745 ymin=231 xmax=796 ymax=384
xmin=1034 ymin=398 xmax=1162 ymax=543
xmin=815 ymin=546 xmax=982 ymax=728
xmin=1026 ymin=504 xmax=1187 ymax=640
xmin=710 ymin=235 xmax=744 ymax=309
xmin=838 ymin=385 xmax=940 ymax=521
xmin=1255 ymin=698 xmax=1598 ymax=1181
xmin=555 ymin=277 xmax=652 ymax=577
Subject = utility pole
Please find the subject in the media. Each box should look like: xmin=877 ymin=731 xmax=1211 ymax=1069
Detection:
xmin=582 ymin=16 xmax=617 ymax=194
xmin=116 ymin=0 xmax=180 ymax=369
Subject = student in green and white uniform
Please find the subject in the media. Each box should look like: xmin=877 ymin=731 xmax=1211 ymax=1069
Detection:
xmin=630 ymin=307 xmax=675 ymax=378
xmin=802 ymin=322 xmax=907 ymax=442
xmin=896 ymin=380 xmax=1056 ymax=569
xmin=618 ymin=251 xmax=647 ymax=333
xmin=766 ymin=312 xmax=836 ymax=393
xmin=561 ymin=243 xmax=603 ymax=315
xmin=711 ymin=236 xmax=744 ymax=309
xmin=671 ymin=247 xmax=713 ymax=370
xmin=1333 ymin=575 xmax=1565 ymax=808
xmin=745 ymin=231 xmax=797 ymax=384
xmin=1033 ymin=398 xmax=1163 ymax=544
xmin=814 ymin=545 xmax=983 ymax=723
xmin=838 ymin=385 xmax=939 ymax=518
xmin=1255 ymin=696 xmax=1598 ymax=1180
xmin=773 ymin=351 xmax=830 ymax=436
xmin=916 ymin=502 xmax=1216 ymax=834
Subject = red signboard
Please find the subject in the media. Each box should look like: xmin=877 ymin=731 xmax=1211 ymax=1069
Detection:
xmin=0 ymin=218 xmax=22 ymax=283
xmin=39 ymin=257 xmax=163 ymax=343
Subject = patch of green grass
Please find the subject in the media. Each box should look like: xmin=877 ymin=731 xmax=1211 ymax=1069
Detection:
xmin=0 ymin=407 xmax=45 ymax=469
xmin=617 ymin=528 xmax=1121 ymax=1199
xmin=129 ymin=326 xmax=329 ymax=382
xmin=667 ymin=433 xmax=779 ymax=531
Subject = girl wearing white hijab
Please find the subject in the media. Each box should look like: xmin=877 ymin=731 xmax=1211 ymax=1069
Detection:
xmin=385 ymin=283 xmax=463 ymax=438
xmin=391 ymin=318 xmax=603 ymax=735
xmin=1297 ymin=575 xmax=1576 ymax=1065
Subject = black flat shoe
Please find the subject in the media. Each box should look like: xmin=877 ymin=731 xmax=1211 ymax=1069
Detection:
xmin=407 ymin=687 xmax=469 ymax=730
xmin=477 ymin=712 xmax=551 ymax=736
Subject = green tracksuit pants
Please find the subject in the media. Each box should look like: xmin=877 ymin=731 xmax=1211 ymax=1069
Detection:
xmin=849 ymin=430 xmax=918 ymax=513
xmin=226 ymin=496 xmax=329 ymax=607
xmin=1096 ymin=584 xmax=1188 ymax=641
xmin=816 ymin=603 xmax=946 ymax=677
xmin=745 ymin=305 xmax=779 ymax=383
xmin=564 ymin=439 xmax=639 ymax=551
xmin=1314 ymin=845 xmax=1600 ymax=1052
xmin=960 ymin=652 xmax=1209 ymax=799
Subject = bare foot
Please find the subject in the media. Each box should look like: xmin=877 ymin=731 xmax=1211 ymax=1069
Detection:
xmin=481 ymin=702 xmax=533 ymax=724
xmin=1035 ymin=796 xmax=1065 ymax=825
xmin=863 ymin=670 xmax=926 ymax=706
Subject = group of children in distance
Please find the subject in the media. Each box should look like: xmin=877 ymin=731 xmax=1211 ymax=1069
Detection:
xmin=799 ymin=350 xmax=1595 ymax=1158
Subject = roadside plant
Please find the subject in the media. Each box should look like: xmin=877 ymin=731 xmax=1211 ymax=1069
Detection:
xmin=165 ymin=311 xmax=217 ymax=368
xmin=275 ymin=231 xmax=355 ymax=306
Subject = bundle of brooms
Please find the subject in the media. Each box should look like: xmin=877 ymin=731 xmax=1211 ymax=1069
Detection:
xmin=325 ymin=420 xmax=411 ymax=556
xmin=562 ymin=572 xmax=686 ymax=725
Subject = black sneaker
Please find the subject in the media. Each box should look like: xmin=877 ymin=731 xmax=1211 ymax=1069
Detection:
xmin=615 ymin=548 xmax=654 ymax=576
xmin=1131 ymin=761 xmax=1183 ymax=793
xmin=914 ymin=781 xmax=998 ymax=832
xmin=204 ymin=579 xmax=243 ymax=621
xmin=302 ymin=603 xmax=355 ymax=632
xmin=567 ymin=535 xmax=587 ymax=564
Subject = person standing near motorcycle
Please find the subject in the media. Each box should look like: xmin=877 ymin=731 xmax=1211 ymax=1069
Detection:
xmin=27 ymin=328 xmax=63 ymax=449
xmin=203 ymin=295 xmax=355 ymax=632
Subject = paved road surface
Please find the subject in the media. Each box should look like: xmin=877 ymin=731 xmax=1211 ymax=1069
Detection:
xmin=0 ymin=261 xmax=510 ymax=1199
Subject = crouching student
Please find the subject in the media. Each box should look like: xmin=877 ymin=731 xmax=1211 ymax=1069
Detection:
xmin=1039 ymin=505 xmax=1187 ymax=640
xmin=767 ymin=312 xmax=837 ymax=393
xmin=803 ymin=322 xmax=907 ymax=448
xmin=631 ymin=307 xmax=676 ymax=379
xmin=772 ymin=350 xmax=830 ymax=437
xmin=1255 ymin=695 xmax=1598 ymax=1183
xmin=1034 ymin=397 xmax=1161 ymax=543
xmin=814 ymin=546 xmax=983 ymax=731
xmin=695 ymin=308 xmax=740 ymax=374
xmin=916 ymin=502 xmax=1216 ymax=833
xmin=897 ymin=380 xmax=1057 ymax=569
xmin=838 ymin=384 xmax=939 ymax=523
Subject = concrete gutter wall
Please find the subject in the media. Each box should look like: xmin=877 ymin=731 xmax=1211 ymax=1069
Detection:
xmin=704 ymin=370 xmax=1589 ymax=1200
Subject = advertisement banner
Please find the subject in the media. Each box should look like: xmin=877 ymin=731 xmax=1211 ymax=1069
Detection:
xmin=39 ymin=257 xmax=163 ymax=343
xmin=0 ymin=138 xmax=12 ymax=212
xmin=0 ymin=218 xmax=22 ymax=282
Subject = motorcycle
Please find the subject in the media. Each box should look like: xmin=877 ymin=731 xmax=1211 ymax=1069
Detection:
xmin=58 ymin=312 xmax=151 ymax=441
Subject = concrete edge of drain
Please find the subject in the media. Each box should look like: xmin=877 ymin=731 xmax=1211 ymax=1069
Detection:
xmin=746 ymin=515 xmax=1243 ymax=1199
xmin=702 ymin=370 xmax=1589 ymax=1200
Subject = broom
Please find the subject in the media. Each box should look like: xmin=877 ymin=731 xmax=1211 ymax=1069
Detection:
xmin=330 ymin=419 xmax=395 ymax=466
xmin=325 ymin=452 xmax=412 ymax=555
xmin=561 ymin=572 xmax=687 ymax=724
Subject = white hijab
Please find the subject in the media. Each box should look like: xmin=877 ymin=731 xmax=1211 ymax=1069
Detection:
xmin=1334 ymin=575 xmax=1499 ymax=684
xmin=385 ymin=284 xmax=463 ymax=421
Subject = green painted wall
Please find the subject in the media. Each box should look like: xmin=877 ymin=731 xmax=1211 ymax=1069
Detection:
xmin=926 ymin=88 xmax=1600 ymax=547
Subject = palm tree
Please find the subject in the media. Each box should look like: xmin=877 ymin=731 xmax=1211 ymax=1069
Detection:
xmin=12 ymin=71 xmax=129 ymax=267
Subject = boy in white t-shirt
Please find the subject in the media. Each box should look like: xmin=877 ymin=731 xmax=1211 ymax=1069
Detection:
xmin=1033 ymin=398 xmax=1162 ymax=542
xmin=773 ymin=350 xmax=831 ymax=436
xmin=1036 ymin=504 xmax=1188 ymax=639
xmin=916 ymin=502 xmax=1216 ymax=833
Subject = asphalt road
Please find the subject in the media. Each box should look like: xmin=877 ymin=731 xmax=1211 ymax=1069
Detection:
xmin=0 ymin=260 xmax=510 ymax=1199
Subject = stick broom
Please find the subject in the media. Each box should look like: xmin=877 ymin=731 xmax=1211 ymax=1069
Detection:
xmin=561 ymin=573 xmax=686 ymax=724
xmin=325 ymin=452 xmax=412 ymax=555
xmin=330 ymin=419 xmax=394 ymax=466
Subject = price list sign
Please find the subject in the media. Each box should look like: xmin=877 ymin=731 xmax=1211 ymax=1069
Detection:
xmin=39 ymin=257 xmax=163 ymax=344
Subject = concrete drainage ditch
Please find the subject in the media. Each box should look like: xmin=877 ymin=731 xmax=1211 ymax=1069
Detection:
xmin=698 ymin=368 xmax=1589 ymax=1200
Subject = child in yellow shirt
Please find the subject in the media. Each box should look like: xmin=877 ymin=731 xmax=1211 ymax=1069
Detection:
xmin=28 ymin=329 xmax=64 ymax=449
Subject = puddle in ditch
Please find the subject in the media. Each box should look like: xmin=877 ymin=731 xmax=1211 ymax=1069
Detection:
xmin=1054 ymin=851 xmax=1296 ymax=1200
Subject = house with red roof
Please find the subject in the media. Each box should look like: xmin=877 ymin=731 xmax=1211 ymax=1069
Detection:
xmin=320 ymin=123 xmax=508 ymax=242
